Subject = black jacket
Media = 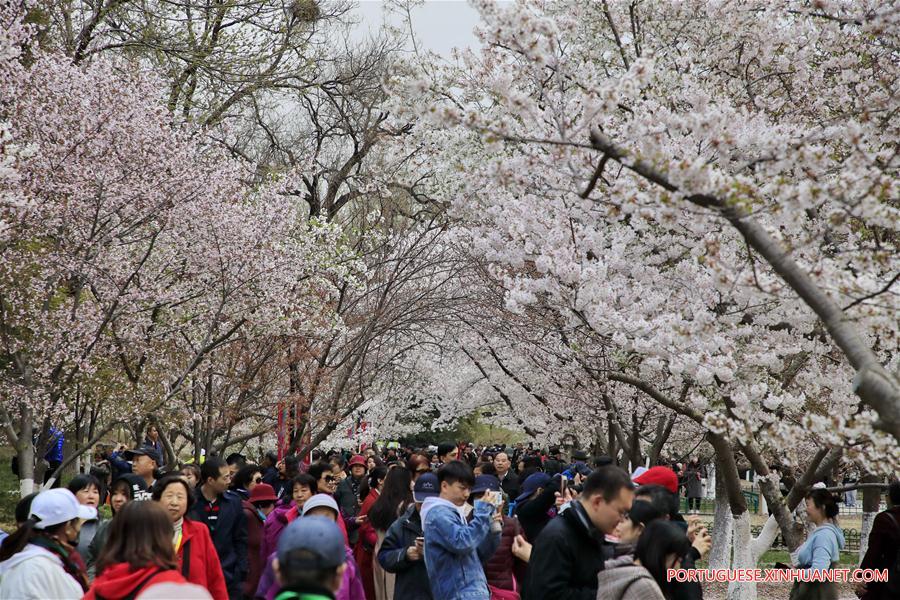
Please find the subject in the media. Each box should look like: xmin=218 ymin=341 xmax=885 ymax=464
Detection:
xmin=674 ymin=546 xmax=703 ymax=600
xmin=524 ymin=501 xmax=613 ymax=600
xmin=499 ymin=471 xmax=520 ymax=500
xmin=334 ymin=475 xmax=363 ymax=516
xmin=261 ymin=466 xmax=279 ymax=486
xmin=514 ymin=478 xmax=559 ymax=542
xmin=188 ymin=489 xmax=248 ymax=590
xmin=269 ymin=475 xmax=293 ymax=501
xmin=860 ymin=506 xmax=900 ymax=600
xmin=335 ymin=475 xmax=364 ymax=545
xmin=377 ymin=504 xmax=432 ymax=600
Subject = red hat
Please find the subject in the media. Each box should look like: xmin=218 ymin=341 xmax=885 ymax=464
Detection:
xmin=348 ymin=455 xmax=367 ymax=468
xmin=633 ymin=466 xmax=678 ymax=494
xmin=249 ymin=483 xmax=278 ymax=504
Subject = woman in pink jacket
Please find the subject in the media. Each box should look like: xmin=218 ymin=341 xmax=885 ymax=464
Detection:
xmin=258 ymin=474 xmax=316 ymax=562
xmin=255 ymin=494 xmax=364 ymax=600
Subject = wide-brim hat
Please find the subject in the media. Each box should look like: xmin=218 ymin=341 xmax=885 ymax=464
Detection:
xmin=250 ymin=483 xmax=279 ymax=504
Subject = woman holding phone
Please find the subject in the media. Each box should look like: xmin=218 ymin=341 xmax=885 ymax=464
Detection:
xmin=377 ymin=473 xmax=437 ymax=599
xmin=367 ymin=467 xmax=414 ymax=600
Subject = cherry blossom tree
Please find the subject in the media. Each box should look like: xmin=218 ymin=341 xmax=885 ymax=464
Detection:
xmin=386 ymin=1 xmax=898 ymax=596
xmin=0 ymin=3 xmax=345 ymax=493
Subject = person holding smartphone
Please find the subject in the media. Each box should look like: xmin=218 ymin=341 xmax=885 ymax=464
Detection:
xmin=420 ymin=461 xmax=502 ymax=600
xmin=513 ymin=473 xmax=565 ymax=542
xmin=377 ymin=473 xmax=438 ymax=599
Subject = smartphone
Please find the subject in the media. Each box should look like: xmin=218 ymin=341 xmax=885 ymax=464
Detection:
xmin=415 ymin=536 xmax=424 ymax=546
xmin=559 ymin=477 xmax=568 ymax=494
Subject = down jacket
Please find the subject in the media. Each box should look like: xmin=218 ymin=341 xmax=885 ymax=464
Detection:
xmin=377 ymin=504 xmax=432 ymax=600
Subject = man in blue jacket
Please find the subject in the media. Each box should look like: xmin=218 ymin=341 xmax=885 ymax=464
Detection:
xmin=421 ymin=460 xmax=501 ymax=600
xmin=189 ymin=456 xmax=248 ymax=599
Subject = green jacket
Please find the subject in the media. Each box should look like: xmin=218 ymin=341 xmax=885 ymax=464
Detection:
xmin=275 ymin=585 xmax=335 ymax=600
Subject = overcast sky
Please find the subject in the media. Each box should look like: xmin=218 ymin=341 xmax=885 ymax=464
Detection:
xmin=350 ymin=0 xmax=483 ymax=56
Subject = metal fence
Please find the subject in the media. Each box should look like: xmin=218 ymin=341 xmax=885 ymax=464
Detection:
xmin=698 ymin=524 xmax=863 ymax=553
xmin=680 ymin=492 xmax=885 ymax=517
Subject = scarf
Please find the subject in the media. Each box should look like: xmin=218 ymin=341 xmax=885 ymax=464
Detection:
xmin=173 ymin=518 xmax=184 ymax=551
xmin=31 ymin=534 xmax=89 ymax=592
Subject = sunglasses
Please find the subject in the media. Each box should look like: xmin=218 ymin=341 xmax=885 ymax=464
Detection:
xmin=255 ymin=501 xmax=274 ymax=509
xmin=325 ymin=476 xmax=337 ymax=483
xmin=416 ymin=469 xmax=430 ymax=474
xmin=252 ymin=476 xmax=263 ymax=483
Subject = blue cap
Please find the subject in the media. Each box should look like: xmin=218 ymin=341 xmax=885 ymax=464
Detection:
xmin=277 ymin=516 xmax=346 ymax=570
xmin=472 ymin=474 xmax=501 ymax=495
xmin=413 ymin=473 xmax=439 ymax=502
xmin=515 ymin=472 xmax=551 ymax=503
xmin=123 ymin=445 xmax=162 ymax=465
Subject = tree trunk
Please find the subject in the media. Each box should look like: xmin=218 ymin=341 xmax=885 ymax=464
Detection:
xmin=859 ymin=473 xmax=882 ymax=562
xmin=706 ymin=437 xmax=754 ymax=600
xmin=648 ymin=414 xmax=675 ymax=465
xmin=32 ymin=416 xmax=52 ymax=487
xmin=154 ymin=420 xmax=177 ymax=469
xmin=728 ymin=512 xmax=757 ymax=600
xmin=16 ymin=405 xmax=35 ymax=497
xmin=192 ymin=380 xmax=202 ymax=463
xmin=709 ymin=458 xmax=734 ymax=570
xmin=591 ymin=423 xmax=608 ymax=457
xmin=607 ymin=413 xmax=617 ymax=463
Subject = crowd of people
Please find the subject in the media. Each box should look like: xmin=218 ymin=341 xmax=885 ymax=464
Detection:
xmin=0 ymin=436 xmax=898 ymax=600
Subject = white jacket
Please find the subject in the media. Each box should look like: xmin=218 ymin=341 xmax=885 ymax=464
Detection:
xmin=0 ymin=543 xmax=83 ymax=599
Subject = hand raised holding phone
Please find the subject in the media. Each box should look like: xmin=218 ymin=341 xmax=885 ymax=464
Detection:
xmin=482 ymin=490 xmax=502 ymax=507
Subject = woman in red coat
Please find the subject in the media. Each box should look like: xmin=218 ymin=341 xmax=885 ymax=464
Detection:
xmin=85 ymin=501 xmax=188 ymax=600
xmin=353 ymin=467 xmax=387 ymax=600
xmin=153 ymin=475 xmax=229 ymax=600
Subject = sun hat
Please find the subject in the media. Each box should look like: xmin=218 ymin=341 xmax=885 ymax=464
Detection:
xmin=29 ymin=489 xmax=97 ymax=529
xmin=348 ymin=455 xmax=367 ymax=468
xmin=249 ymin=483 xmax=279 ymax=504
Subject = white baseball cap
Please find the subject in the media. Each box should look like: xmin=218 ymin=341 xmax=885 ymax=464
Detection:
xmin=29 ymin=489 xmax=97 ymax=529
xmin=301 ymin=493 xmax=340 ymax=517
